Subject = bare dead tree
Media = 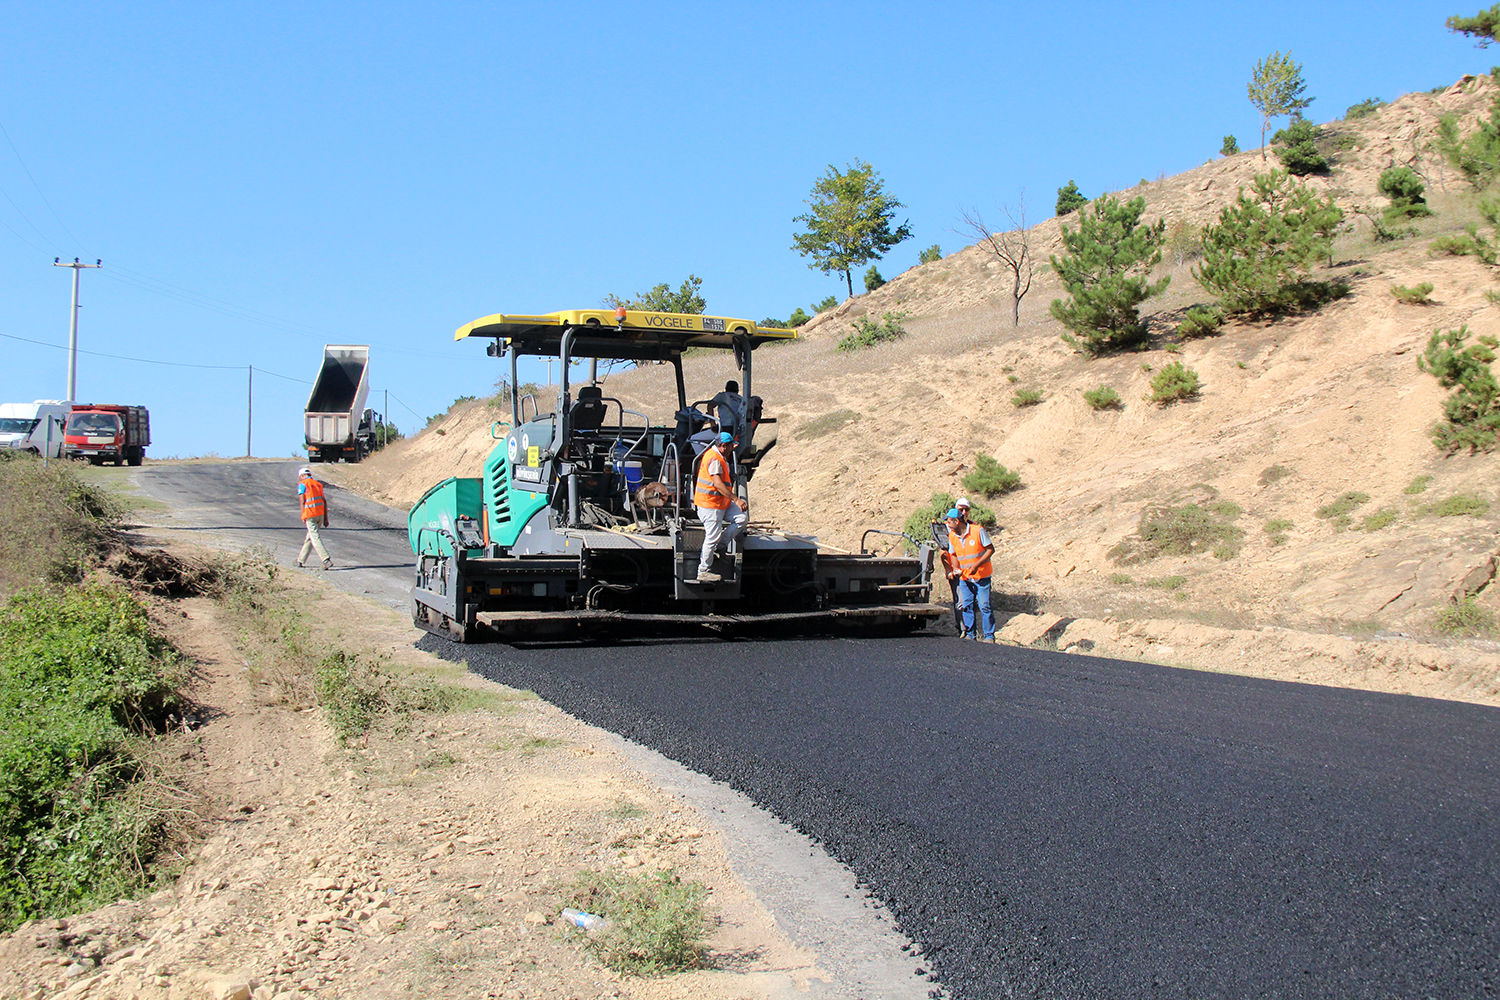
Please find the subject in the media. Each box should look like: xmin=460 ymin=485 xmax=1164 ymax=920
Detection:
xmin=959 ymin=201 xmax=1035 ymax=327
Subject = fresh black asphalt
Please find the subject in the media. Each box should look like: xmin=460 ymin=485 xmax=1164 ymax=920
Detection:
xmin=128 ymin=462 xmax=1500 ymax=998
xmin=421 ymin=631 xmax=1500 ymax=1000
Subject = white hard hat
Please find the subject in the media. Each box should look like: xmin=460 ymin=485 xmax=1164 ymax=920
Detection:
xmin=955 ymin=496 xmax=971 ymax=508
xmin=297 ymin=466 xmax=311 ymax=477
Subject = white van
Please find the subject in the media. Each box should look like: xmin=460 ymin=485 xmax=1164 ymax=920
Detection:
xmin=0 ymin=401 xmax=71 ymax=459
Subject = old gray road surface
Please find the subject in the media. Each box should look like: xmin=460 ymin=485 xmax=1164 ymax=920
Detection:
xmin=137 ymin=460 xmax=1500 ymax=1000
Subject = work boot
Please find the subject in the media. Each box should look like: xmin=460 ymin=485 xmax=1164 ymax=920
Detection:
xmin=695 ymin=571 xmax=722 ymax=583
xmin=295 ymin=561 xmax=305 ymax=568
xmin=322 ymin=559 xmax=333 ymax=571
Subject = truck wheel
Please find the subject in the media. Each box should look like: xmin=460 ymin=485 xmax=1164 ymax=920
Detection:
xmin=88 ymin=456 xmax=103 ymax=466
xmin=127 ymin=449 xmax=143 ymax=467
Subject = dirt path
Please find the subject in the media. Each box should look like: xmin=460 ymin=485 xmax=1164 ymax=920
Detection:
xmin=0 ymin=549 xmax=923 ymax=1000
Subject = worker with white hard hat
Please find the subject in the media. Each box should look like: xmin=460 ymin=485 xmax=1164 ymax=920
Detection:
xmin=296 ymin=466 xmax=333 ymax=570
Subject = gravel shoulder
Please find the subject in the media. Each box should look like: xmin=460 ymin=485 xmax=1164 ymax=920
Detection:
xmin=0 ymin=539 xmax=927 ymax=1000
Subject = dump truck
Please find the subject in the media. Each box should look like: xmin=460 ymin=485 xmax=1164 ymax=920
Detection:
xmin=304 ymin=345 xmax=373 ymax=463
xmin=408 ymin=308 xmax=944 ymax=642
xmin=64 ymin=403 xmax=150 ymax=465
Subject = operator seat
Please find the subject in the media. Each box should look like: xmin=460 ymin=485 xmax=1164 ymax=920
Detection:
xmin=571 ymin=385 xmax=606 ymax=431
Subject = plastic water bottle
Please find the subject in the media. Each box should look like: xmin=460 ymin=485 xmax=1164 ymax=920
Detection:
xmin=560 ymin=907 xmax=604 ymax=930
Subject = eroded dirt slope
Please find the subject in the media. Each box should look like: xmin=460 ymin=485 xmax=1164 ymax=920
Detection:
xmin=334 ymin=77 xmax=1500 ymax=703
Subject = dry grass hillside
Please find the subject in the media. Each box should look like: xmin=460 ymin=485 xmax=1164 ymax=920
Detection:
xmin=337 ymin=76 xmax=1500 ymax=705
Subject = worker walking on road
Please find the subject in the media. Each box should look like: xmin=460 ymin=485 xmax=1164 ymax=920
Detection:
xmin=693 ymin=431 xmax=747 ymax=583
xmin=946 ymin=505 xmax=996 ymax=641
xmin=296 ymin=467 xmax=333 ymax=570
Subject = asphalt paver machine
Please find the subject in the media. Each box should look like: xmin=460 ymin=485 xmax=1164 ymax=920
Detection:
xmin=409 ymin=309 xmax=944 ymax=641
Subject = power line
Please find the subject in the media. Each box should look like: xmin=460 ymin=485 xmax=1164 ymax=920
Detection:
xmin=0 ymin=329 xmax=308 ymax=382
xmin=0 ymin=116 xmax=86 ymax=255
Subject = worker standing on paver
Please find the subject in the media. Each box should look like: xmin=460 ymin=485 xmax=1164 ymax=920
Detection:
xmin=693 ymin=431 xmax=747 ymax=583
xmin=947 ymin=504 xmax=996 ymax=641
xmin=296 ymin=466 xmax=333 ymax=570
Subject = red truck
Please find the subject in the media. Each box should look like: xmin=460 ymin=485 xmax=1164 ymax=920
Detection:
xmin=64 ymin=404 xmax=151 ymax=466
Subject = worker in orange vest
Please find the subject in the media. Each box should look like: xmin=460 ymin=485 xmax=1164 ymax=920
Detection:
xmin=692 ymin=431 xmax=747 ymax=583
xmin=296 ymin=467 xmax=333 ymax=570
xmin=946 ymin=505 xmax=996 ymax=641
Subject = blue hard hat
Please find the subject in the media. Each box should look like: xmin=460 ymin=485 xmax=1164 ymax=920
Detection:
xmin=945 ymin=508 xmax=961 ymax=519
xmin=719 ymin=431 xmax=733 ymax=443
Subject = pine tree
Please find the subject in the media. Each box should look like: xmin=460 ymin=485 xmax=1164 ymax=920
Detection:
xmin=1193 ymin=170 xmax=1345 ymax=315
xmin=1048 ymin=194 xmax=1169 ymax=354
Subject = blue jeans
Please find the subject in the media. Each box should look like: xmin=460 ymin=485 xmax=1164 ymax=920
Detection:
xmin=958 ymin=577 xmax=995 ymax=639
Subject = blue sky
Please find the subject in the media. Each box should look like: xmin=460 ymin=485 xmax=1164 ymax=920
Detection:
xmin=0 ymin=1 xmax=1487 ymax=457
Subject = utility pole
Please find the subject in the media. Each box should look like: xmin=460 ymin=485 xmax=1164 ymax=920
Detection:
xmin=383 ymin=389 xmax=388 ymax=449
xmin=53 ymin=257 xmax=101 ymax=401
xmin=247 ymin=366 xmax=254 ymax=458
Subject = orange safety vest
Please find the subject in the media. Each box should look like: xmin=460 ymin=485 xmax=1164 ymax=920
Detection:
xmin=947 ymin=523 xmax=992 ymax=581
xmin=299 ymin=478 xmax=326 ymax=521
xmin=693 ymin=444 xmax=732 ymax=510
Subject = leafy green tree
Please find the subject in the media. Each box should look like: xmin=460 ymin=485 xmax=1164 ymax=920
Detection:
xmin=864 ymin=265 xmax=886 ymax=291
xmin=759 ymin=317 xmax=788 ymax=328
xmin=1418 ymin=324 xmax=1500 ymax=451
xmin=1193 ymin=169 xmax=1345 ymax=316
xmin=1049 ymin=194 xmax=1169 ymax=354
xmin=792 ymin=160 xmax=912 ymax=298
xmin=1448 ymin=5 xmax=1500 ymax=44
xmin=1345 ymin=97 xmax=1386 ymax=119
xmin=918 ymin=244 xmax=942 ymax=264
xmin=813 ymin=295 xmax=839 ymax=313
xmin=1055 ymin=179 xmax=1088 ymax=217
xmin=1248 ymin=51 xmax=1314 ymax=160
xmin=787 ymin=307 xmax=811 ymax=326
xmin=1272 ymin=118 xmax=1328 ymax=175
xmin=607 ymin=276 xmax=706 ymax=314
xmin=1221 ymin=135 xmax=1240 ymax=156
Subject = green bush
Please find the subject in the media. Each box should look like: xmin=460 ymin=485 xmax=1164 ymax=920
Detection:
xmin=1145 ymin=575 xmax=1186 ymax=590
xmin=0 ymin=585 xmax=186 ymax=930
xmin=1108 ymin=502 xmax=1244 ymax=564
xmin=1429 ymin=201 xmax=1500 ymax=264
xmin=1083 ymin=385 xmax=1122 ymax=410
xmin=1194 ymin=169 xmax=1346 ymax=316
xmin=1011 ymin=388 xmax=1044 ymax=407
xmin=1221 ymin=135 xmax=1239 ymax=156
xmin=1431 ymin=493 xmax=1490 ymax=517
xmin=787 ymin=307 xmax=811 ymax=327
xmin=1149 ymin=361 xmax=1200 ymax=403
xmin=1390 ymin=282 xmax=1434 ymax=305
xmin=758 ymin=317 xmax=789 ymax=329
xmin=1049 ymin=194 xmax=1170 ymax=354
xmin=564 ymin=869 xmax=710 ymax=975
xmin=835 ymin=311 xmax=910 ymax=352
xmin=1418 ymin=325 xmax=1500 ymax=452
xmin=1055 ymin=179 xmax=1088 ymax=217
xmin=1109 ymin=572 xmax=1132 ymax=585
xmin=1272 ymin=119 xmax=1328 ymax=175
xmin=1345 ymin=97 xmax=1386 ymax=119
xmin=1377 ymin=167 xmax=1433 ymax=222
xmin=1361 ymin=507 xmax=1397 ymax=531
xmin=1404 ymin=474 xmax=1432 ymax=495
xmin=1177 ymin=306 xmax=1223 ymax=339
xmin=1264 ymin=517 xmax=1293 ymax=545
xmin=1434 ymin=595 xmax=1496 ymax=636
xmin=863 ymin=265 xmax=886 ymax=292
xmin=1315 ymin=491 xmax=1371 ymax=531
xmin=962 ymin=454 xmax=1023 ymax=498
xmin=918 ymin=244 xmax=942 ymax=264
xmin=813 ymin=295 xmax=839 ymax=313
xmin=901 ymin=493 xmax=998 ymax=553
xmin=1432 ymin=91 xmax=1500 ymax=189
